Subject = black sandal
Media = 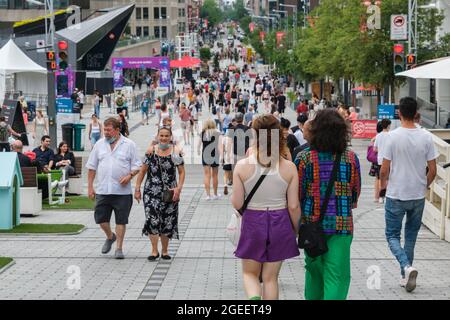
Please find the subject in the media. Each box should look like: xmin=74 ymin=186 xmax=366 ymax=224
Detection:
xmin=161 ymin=254 xmax=171 ymax=260
xmin=147 ymin=253 xmax=160 ymax=261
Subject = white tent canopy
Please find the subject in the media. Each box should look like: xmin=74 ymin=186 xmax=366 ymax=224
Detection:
xmin=0 ymin=39 xmax=46 ymax=74
xmin=396 ymin=57 xmax=450 ymax=79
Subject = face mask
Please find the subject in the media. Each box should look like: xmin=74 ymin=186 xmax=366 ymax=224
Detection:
xmin=159 ymin=143 xmax=170 ymax=150
xmin=106 ymin=135 xmax=117 ymax=144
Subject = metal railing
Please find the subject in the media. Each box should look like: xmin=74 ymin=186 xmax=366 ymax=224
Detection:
xmin=116 ymin=35 xmax=157 ymax=48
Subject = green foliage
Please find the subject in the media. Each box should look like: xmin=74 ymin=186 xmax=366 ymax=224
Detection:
xmin=250 ymin=0 xmax=447 ymax=90
xmin=200 ymin=47 xmax=212 ymax=62
xmin=200 ymin=0 xmax=223 ymax=27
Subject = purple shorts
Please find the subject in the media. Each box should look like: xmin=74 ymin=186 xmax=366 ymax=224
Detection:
xmin=234 ymin=208 xmax=300 ymax=263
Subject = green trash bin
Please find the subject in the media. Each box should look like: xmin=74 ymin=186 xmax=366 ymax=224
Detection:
xmin=73 ymin=123 xmax=86 ymax=151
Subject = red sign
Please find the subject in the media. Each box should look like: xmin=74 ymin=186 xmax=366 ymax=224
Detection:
xmin=351 ymin=120 xmax=378 ymax=139
xmin=249 ymin=22 xmax=255 ymax=33
xmin=204 ymin=19 xmax=208 ymax=28
xmin=276 ymin=32 xmax=286 ymax=48
xmin=259 ymin=31 xmax=266 ymax=41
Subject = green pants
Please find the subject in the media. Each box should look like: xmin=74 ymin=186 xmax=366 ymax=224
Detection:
xmin=304 ymin=235 xmax=353 ymax=300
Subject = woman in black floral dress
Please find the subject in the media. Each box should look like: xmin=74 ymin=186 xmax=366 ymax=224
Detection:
xmin=135 ymin=126 xmax=185 ymax=261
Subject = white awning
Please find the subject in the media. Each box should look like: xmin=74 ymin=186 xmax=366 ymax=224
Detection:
xmin=396 ymin=57 xmax=450 ymax=79
xmin=0 ymin=39 xmax=47 ymax=74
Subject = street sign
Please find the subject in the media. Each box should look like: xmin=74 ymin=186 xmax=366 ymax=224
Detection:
xmin=390 ymin=15 xmax=408 ymax=40
xmin=377 ymin=104 xmax=399 ymax=120
xmin=36 ymin=39 xmax=45 ymax=53
xmin=56 ymin=98 xmax=73 ymax=114
xmin=378 ymin=104 xmax=395 ymax=119
xmin=351 ymin=120 xmax=378 ymax=139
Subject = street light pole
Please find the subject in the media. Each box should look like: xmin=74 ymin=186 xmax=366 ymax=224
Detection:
xmin=279 ymin=3 xmax=297 ymax=46
xmin=273 ymin=9 xmax=288 ymax=34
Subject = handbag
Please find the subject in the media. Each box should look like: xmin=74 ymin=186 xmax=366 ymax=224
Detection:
xmin=297 ymin=153 xmax=341 ymax=258
xmin=225 ymin=170 xmax=269 ymax=246
xmin=156 ymin=147 xmax=175 ymax=203
xmin=366 ymin=143 xmax=378 ymax=164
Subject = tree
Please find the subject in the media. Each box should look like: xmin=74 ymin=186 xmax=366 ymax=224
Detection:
xmin=200 ymin=0 xmax=223 ymax=27
xmin=200 ymin=47 xmax=212 ymax=62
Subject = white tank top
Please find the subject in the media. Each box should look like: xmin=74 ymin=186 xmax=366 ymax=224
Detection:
xmin=91 ymin=123 xmax=100 ymax=134
xmin=243 ymin=157 xmax=288 ymax=210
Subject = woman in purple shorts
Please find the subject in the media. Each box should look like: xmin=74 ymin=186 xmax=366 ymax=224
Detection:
xmin=231 ymin=114 xmax=300 ymax=300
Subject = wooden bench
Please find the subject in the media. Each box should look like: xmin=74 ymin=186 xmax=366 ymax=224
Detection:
xmin=67 ymin=156 xmax=83 ymax=195
xmin=20 ymin=167 xmax=42 ymax=216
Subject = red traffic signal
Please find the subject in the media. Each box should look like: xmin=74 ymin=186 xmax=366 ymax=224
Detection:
xmin=46 ymin=51 xmax=55 ymax=60
xmin=58 ymin=40 xmax=68 ymax=50
xmin=393 ymin=44 xmax=404 ymax=54
xmin=46 ymin=60 xmax=57 ymax=71
xmin=406 ymin=54 xmax=416 ymax=65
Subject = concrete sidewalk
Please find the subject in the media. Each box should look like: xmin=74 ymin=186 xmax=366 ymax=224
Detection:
xmin=1 ymin=77 xmax=450 ymax=299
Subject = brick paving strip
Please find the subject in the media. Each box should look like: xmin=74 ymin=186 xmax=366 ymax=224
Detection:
xmin=138 ymin=188 xmax=203 ymax=300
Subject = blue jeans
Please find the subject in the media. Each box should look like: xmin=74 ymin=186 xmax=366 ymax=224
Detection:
xmin=385 ymin=197 xmax=425 ymax=276
xmin=90 ymin=132 xmax=101 ymax=146
xmin=95 ymin=104 xmax=100 ymax=118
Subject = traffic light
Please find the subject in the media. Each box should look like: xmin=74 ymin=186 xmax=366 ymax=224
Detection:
xmin=406 ymin=54 xmax=416 ymax=69
xmin=57 ymin=40 xmax=68 ymax=71
xmin=393 ymin=43 xmax=405 ymax=74
xmin=46 ymin=50 xmax=57 ymax=71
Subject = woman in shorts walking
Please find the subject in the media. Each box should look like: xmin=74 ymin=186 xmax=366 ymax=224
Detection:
xmin=231 ymin=114 xmax=300 ymax=300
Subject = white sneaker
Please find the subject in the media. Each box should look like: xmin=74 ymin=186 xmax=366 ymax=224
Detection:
xmin=404 ymin=266 xmax=418 ymax=292
xmin=378 ymin=197 xmax=384 ymax=204
xmin=205 ymin=196 xmax=211 ymax=201
xmin=399 ymin=277 xmax=406 ymax=288
xmin=212 ymin=194 xmax=222 ymax=200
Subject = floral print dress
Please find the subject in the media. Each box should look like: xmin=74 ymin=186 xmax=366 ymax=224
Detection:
xmin=143 ymin=147 xmax=184 ymax=239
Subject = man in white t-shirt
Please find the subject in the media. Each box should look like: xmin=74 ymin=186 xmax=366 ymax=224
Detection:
xmin=380 ymin=97 xmax=438 ymax=293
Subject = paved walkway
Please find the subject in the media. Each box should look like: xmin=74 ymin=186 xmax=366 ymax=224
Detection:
xmin=1 ymin=60 xmax=450 ymax=299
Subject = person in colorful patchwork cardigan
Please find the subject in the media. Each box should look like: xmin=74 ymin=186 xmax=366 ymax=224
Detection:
xmin=297 ymin=108 xmax=361 ymax=300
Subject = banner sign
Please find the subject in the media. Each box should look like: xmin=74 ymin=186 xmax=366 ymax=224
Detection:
xmin=276 ymin=31 xmax=286 ymax=48
xmin=112 ymin=57 xmax=171 ymax=89
xmin=351 ymin=120 xmax=378 ymax=139
xmin=249 ymin=22 xmax=255 ymax=33
xmin=259 ymin=31 xmax=266 ymax=41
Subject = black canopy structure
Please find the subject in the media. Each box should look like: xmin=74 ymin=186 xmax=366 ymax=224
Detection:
xmin=56 ymin=4 xmax=135 ymax=71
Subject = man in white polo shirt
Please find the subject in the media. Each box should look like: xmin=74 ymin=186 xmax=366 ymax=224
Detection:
xmin=380 ymin=97 xmax=438 ymax=293
xmin=86 ymin=117 xmax=142 ymax=259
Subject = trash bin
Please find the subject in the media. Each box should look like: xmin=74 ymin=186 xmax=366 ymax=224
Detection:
xmin=73 ymin=123 xmax=86 ymax=151
xmin=61 ymin=123 xmax=74 ymax=150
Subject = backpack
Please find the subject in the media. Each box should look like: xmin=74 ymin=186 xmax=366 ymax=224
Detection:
xmin=116 ymin=96 xmax=124 ymax=107
xmin=212 ymin=105 xmax=217 ymax=115
xmin=0 ymin=123 xmax=9 ymax=142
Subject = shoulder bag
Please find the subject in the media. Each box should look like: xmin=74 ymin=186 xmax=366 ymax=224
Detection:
xmin=297 ymin=153 xmax=341 ymax=258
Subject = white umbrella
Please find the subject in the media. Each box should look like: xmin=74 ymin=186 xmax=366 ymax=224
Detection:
xmin=396 ymin=57 xmax=450 ymax=79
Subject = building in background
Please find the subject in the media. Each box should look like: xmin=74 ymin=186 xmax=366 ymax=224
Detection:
xmin=0 ymin=0 xmax=188 ymax=42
